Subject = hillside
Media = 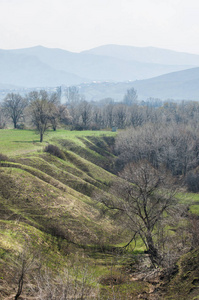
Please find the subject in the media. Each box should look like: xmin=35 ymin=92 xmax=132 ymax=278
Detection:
xmin=132 ymin=66 xmax=199 ymax=100
xmin=78 ymin=67 xmax=199 ymax=101
xmin=1 ymin=129 xmax=199 ymax=299
xmin=0 ymin=129 xmax=141 ymax=299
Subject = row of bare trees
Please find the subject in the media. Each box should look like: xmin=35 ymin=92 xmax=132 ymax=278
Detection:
xmin=115 ymin=122 xmax=199 ymax=177
xmin=0 ymin=91 xmax=71 ymax=141
xmin=1 ymin=87 xmax=199 ymax=141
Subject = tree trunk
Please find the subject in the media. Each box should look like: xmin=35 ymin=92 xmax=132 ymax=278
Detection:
xmin=40 ymin=132 xmax=43 ymax=142
xmin=15 ymin=274 xmax=24 ymax=300
xmin=146 ymin=232 xmax=162 ymax=267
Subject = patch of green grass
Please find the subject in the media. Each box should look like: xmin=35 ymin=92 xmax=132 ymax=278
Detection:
xmin=177 ymin=192 xmax=199 ymax=215
xmin=0 ymin=129 xmax=43 ymax=156
xmin=0 ymin=129 xmax=116 ymax=156
xmin=177 ymin=192 xmax=199 ymax=204
xmin=189 ymin=205 xmax=199 ymax=215
xmin=99 ymin=276 xmax=149 ymax=299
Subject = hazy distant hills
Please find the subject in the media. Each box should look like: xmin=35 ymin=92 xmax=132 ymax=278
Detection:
xmin=0 ymin=45 xmax=197 ymax=88
xmin=83 ymin=44 xmax=199 ymax=66
xmin=9 ymin=45 xmax=192 ymax=83
xmin=78 ymin=67 xmax=199 ymax=101
xmin=0 ymin=49 xmax=85 ymax=87
xmin=0 ymin=44 xmax=199 ymax=100
xmin=132 ymin=66 xmax=199 ymax=100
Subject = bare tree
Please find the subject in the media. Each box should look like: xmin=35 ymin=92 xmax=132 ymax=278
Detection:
xmin=103 ymin=103 xmax=114 ymax=128
xmin=96 ymin=161 xmax=177 ymax=267
xmin=12 ymin=247 xmax=38 ymax=300
xmin=65 ymin=86 xmax=80 ymax=104
xmin=57 ymin=104 xmax=72 ymax=127
xmin=92 ymin=106 xmax=104 ymax=129
xmin=129 ymin=104 xmax=145 ymax=127
xmin=0 ymin=105 xmax=6 ymax=128
xmin=48 ymin=103 xmax=71 ymax=131
xmin=2 ymin=93 xmax=28 ymax=128
xmin=113 ymin=104 xmax=127 ymax=129
xmin=28 ymin=91 xmax=51 ymax=142
xmin=78 ymin=100 xmax=92 ymax=129
xmin=123 ymin=87 xmax=138 ymax=106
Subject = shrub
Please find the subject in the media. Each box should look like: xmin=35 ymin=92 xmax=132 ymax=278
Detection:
xmin=44 ymin=144 xmax=65 ymax=160
xmin=0 ymin=123 xmax=6 ymax=129
xmin=16 ymin=123 xmax=25 ymax=130
xmin=99 ymin=273 xmax=127 ymax=286
xmin=0 ymin=153 xmax=8 ymax=161
xmin=70 ymin=124 xmax=84 ymax=131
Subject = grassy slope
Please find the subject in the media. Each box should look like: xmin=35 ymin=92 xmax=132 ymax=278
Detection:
xmin=0 ymin=129 xmax=149 ymax=299
xmin=161 ymin=247 xmax=199 ymax=299
xmin=1 ymin=129 xmax=199 ymax=299
xmin=0 ymin=129 xmax=121 ymax=243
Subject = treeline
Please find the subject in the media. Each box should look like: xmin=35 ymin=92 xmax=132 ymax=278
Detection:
xmin=0 ymin=90 xmax=71 ymax=142
xmin=116 ymin=123 xmax=199 ymax=176
xmin=1 ymin=87 xmax=199 ymax=134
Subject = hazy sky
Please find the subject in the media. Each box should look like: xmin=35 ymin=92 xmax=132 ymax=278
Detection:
xmin=0 ymin=0 xmax=199 ymax=54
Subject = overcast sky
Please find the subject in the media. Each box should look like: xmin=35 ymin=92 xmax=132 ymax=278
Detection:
xmin=0 ymin=0 xmax=199 ymax=54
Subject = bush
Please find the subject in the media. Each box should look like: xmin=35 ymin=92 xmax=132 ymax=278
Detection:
xmin=44 ymin=144 xmax=65 ymax=160
xmin=16 ymin=123 xmax=25 ymax=130
xmin=99 ymin=273 xmax=127 ymax=286
xmin=0 ymin=123 xmax=6 ymax=129
xmin=0 ymin=153 xmax=8 ymax=161
xmin=70 ymin=124 xmax=84 ymax=131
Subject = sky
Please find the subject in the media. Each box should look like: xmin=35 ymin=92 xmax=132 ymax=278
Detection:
xmin=0 ymin=0 xmax=199 ymax=54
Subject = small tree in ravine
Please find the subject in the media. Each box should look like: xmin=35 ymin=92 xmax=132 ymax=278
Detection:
xmin=96 ymin=161 xmax=177 ymax=267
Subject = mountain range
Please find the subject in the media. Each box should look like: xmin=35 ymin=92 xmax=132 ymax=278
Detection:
xmin=0 ymin=44 xmax=199 ymax=100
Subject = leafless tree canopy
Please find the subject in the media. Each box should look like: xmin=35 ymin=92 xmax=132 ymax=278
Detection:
xmin=96 ymin=161 xmax=178 ymax=267
xmin=115 ymin=123 xmax=199 ymax=176
xmin=2 ymin=93 xmax=28 ymax=128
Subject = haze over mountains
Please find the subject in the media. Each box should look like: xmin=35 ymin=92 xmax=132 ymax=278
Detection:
xmin=78 ymin=67 xmax=199 ymax=101
xmin=83 ymin=44 xmax=199 ymax=66
xmin=0 ymin=44 xmax=199 ymax=101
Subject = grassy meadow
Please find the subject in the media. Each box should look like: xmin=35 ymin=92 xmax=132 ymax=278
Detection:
xmin=0 ymin=128 xmax=116 ymax=156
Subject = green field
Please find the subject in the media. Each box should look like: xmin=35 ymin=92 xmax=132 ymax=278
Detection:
xmin=0 ymin=129 xmax=116 ymax=156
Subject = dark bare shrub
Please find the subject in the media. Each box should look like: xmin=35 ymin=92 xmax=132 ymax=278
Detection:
xmin=44 ymin=144 xmax=65 ymax=160
xmin=186 ymin=172 xmax=199 ymax=192
xmin=0 ymin=153 xmax=8 ymax=161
